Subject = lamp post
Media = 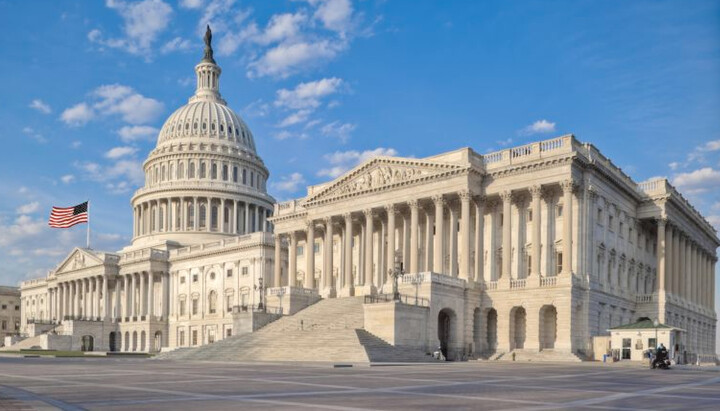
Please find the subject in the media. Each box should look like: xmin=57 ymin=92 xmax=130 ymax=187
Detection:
xmin=277 ymin=286 xmax=286 ymax=315
xmin=254 ymin=277 xmax=265 ymax=312
xmin=390 ymin=251 xmax=405 ymax=302
xmin=411 ymin=273 xmax=423 ymax=305
xmin=653 ymin=318 xmax=659 ymax=350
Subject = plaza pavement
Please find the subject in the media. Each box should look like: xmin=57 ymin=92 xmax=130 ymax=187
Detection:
xmin=0 ymin=357 xmax=718 ymax=410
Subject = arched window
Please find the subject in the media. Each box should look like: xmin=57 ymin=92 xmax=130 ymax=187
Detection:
xmin=199 ymin=204 xmax=207 ymax=229
xmin=211 ymin=206 xmax=218 ymax=230
xmin=178 ymin=163 xmax=185 ymax=179
xmin=200 ymin=162 xmax=206 ymax=178
xmin=161 ymin=165 xmax=166 ymax=181
xmin=224 ymin=207 xmax=230 ymax=228
xmin=169 ymin=164 xmax=174 ymax=180
xmin=211 ymin=163 xmax=218 ymax=179
xmin=187 ymin=204 xmax=194 ymax=229
xmin=159 ymin=207 xmax=164 ymax=231
xmin=242 ymin=169 xmax=247 ymax=184
xmin=222 ymin=165 xmax=228 ymax=181
xmin=233 ymin=166 xmax=238 ymax=182
xmin=209 ymin=291 xmax=217 ymax=314
xmin=189 ymin=162 xmax=196 ymax=178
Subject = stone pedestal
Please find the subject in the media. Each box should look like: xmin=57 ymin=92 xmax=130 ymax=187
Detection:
xmin=320 ymin=287 xmax=337 ymax=299
xmin=232 ymin=311 xmax=282 ymax=335
xmin=354 ymin=284 xmax=377 ymax=297
xmin=363 ymin=301 xmax=429 ymax=351
xmin=266 ymin=286 xmax=320 ymax=315
xmin=337 ymin=286 xmax=355 ymax=298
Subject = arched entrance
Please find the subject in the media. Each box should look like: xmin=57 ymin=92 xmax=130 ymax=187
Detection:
xmin=141 ymin=331 xmax=147 ymax=351
xmin=124 ymin=331 xmax=130 ymax=352
xmin=486 ymin=308 xmax=498 ymax=353
xmin=510 ymin=307 xmax=527 ymax=350
xmin=109 ymin=332 xmax=118 ymax=352
xmin=472 ymin=308 xmax=482 ymax=354
xmin=81 ymin=335 xmax=94 ymax=352
xmin=437 ymin=308 xmax=457 ymax=360
xmin=132 ymin=331 xmax=138 ymax=352
xmin=154 ymin=331 xmax=163 ymax=352
xmin=539 ymin=305 xmax=557 ymax=350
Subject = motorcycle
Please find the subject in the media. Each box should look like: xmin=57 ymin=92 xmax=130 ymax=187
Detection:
xmin=651 ymin=351 xmax=671 ymax=369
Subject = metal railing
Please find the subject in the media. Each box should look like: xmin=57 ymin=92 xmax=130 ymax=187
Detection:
xmin=364 ymin=293 xmax=430 ymax=307
xmin=232 ymin=304 xmax=283 ymax=314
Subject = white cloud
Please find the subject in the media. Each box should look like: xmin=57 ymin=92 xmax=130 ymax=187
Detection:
xmin=105 ymin=146 xmax=138 ymax=159
xmin=275 ymin=77 xmax=344 ymax=110
xmin=118 ymin=125 xmax=159 ymax=142
xmin=320 ymin=121 xmax=356 ymax=143
xmin=700 ymin=140 xmax=720 ymax=151
xmin=90 ymin=0 xmax=173 ymax=57
xmin=520 ymin=119 xmax=556 ymax=136
xmin=257 ymin=12 xmax=308 ymax=45
xmin=668 ymin=162 xmax=680 ymax=171
xmin=179 ymin=0 xmax=204 ymax=8
xmin=310 ymin=0 xmax=354 ymax=35
xmin=161 ymin=37 xmax=193 ymax=54
xmin=270 ymin=172 xmax=306 ymax=192
xmin=93 ymin=84 xmax=164 ymax=124
xmin=62 ymin=85 xmax=163 ymax=127
xmin=21 ymin=127 xmax=48 ymax=143
xmin=29 ymin=99 xmax=52 ymax=114
xmin=60 ymin=175 xmax=75 ymax=184
xmin=0 ymin=215 xmax=47 ymax=247
xmin=16 ymin=202 xmax=40 ymax=214
xmin=672 ymin=167 xmax=720 ymax=194
xmin=248 ymin=39 xmax=346 ymax=78
xmin=60 ymin=103 xmax=95 ymax=126
xmin=277 ymin=109 xmax=312 ymax=128
xmin=317 ymin=147 xmax=397 ymax=178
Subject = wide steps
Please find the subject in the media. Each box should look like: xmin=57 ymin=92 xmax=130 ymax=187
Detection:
xmin=157 ymin=297 xmax=435 ymax=363
xmin=496 ymin=349 xmax=583 ymax=362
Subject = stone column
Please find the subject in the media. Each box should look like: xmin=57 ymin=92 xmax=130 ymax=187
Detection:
xmin=341 ymin=214 xmax=353 ymax=296
xmin=459 ymin=191 xmax=471 ymax=281
xmin=160 ymin=272 xmax=168 ymax=319
xmin=305 ymin=220 xmax=315 ymax=289
xmin=289 ymin=232 xmax=297 ymax=287
xmin=684 ymin=237 xmax=691 ymax=301
xmin=424 ymin=207 xmax=434 ymax=272
xmin=130 ymin=274 xmax=136 ymax=318
xmin=385 ymin=205 xmax=397 ymax=285
xmin=673 ymin=230 xmax=680 ymax=297
xmin=364 ymin=210 xmax=375 ymax=292
xmin=474 ymin=196 xmax=485 ymax=283
xmin=432 ymin=196 xmax=445 ymax=274
xmin=710 ymin=259 xmax=716 ymax=311
xmin=323 ymin=217 xmax=335 ymax=296
xmin=78 ymin=280 xmax=85 ymax=318
xmin=274 ymin=234 xmax=282 ymax=288
xmin=165 ymin=200 xmax=170 ymax=232
xmin=245 ymin=202 xmax=250 ymax=233
xmin=233 ymin=200 xmax=238 ymax=234
xmin=409 ymin=200 xmax=419 ymax=274
xmin=193 ymin=197 xmax=199 ymax=230
xmin=560 ymin=180 xmax=574 ymax=276
xmin=148 ymin=273 xmax=155 ymax=319
xmin=139 ymin=272 xmax=146 ymax=318
xmin=94 ymin=277 xmax=100 ymax=318
xmin=530 ymin=186 xmax=542 ymax=280
xmin=449 ymin=204 xmax=458 ymax=277
xmin=501 ymin=191 xmax=512 ymax=280
xmin=657 ymin=219 xmax=667 ymax=296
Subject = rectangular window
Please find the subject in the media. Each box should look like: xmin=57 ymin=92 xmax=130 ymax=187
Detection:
xmin=314 ymin=243 xmax=320 ymax=254
xmin=1 ymin=304 xmax=6 ymax=310
xmin=226 ymin=269 xmax=233 ymax=278
xmin=226 ymin=328 xmax=232 ymax=338
xmin=226 ymin=295 xmax=232 ymax=312
xmin=619 ymin=222 xmax=624 ymax=237
xmin=180 ymin=276 xmax=186 ymax=284
xmin=192 ymin=274 xmax=198 ymax=282
xmin=1 ymin=320 xmax=6 ymax=330
xmin=608 ymin=215 xmax=614 ymax=231
xmin=557 ymin=205 xmax=563 ymax=217
xmin=527 ymin=210 xmax=533 ymax=222
xmin=192 ymin=330 xmax=198 ymax=346
xmin=527 ymin=255 xmax=532 ymax=277
xmin=179 ymin=300 xmax=186 ymax=316
xmin=628 ymin=227 xmax=633 ymax=243
xmin=499 ymin=213 xmax=504 ymax=227
xmin=179 ymin=330 xmax=185 ymax=346
xmin=241 ymin=267 xmax=249 ymax=276
xmin=597 ymin=208 xmax=603 ymax=222
xmin=297 ymin=245 xmax=304 ymax=256
xmin=192 ymin=299 xmax=198 ymax=315
xmin=556 ymin=252 xmax=563 ymax=274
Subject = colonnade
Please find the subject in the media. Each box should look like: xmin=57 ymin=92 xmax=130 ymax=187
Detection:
xmin=133 ymin=197 xmax=272 ymax=237
xmin=116 ymin=272 xmax=169 ymax=321
xmin=656 ymin=218 xmax=716 ymax=310
xmin=274 ymin=180 xmax=577 ymax=295
xmin=50 ymin=276 xmax=109 ymax=321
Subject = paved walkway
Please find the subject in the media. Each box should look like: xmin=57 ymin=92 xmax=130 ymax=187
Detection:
xmin=0 ymin=358 xmax=718 ymax=410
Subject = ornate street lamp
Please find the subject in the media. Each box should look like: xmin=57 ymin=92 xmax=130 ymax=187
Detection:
xmin=254 ymin=277 xmax=265 ymax=312
xmin=653 ymin=317 xmax=659 ymax=350
xmin=276 ymin=286 xmax=286 ymax=315
xmin=390 ymin=252 xmax=405 ymax=302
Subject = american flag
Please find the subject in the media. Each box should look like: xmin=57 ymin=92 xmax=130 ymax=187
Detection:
xmin=49 ymin=201 xmax=89 ymax=228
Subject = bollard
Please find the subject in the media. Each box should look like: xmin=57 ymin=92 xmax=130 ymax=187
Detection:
xmin=512 ymin=352 xmax=516 ymax=361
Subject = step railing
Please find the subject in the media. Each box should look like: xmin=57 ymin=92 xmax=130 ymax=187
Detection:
xmin=364 ymin=293 xmax=430 ymax=307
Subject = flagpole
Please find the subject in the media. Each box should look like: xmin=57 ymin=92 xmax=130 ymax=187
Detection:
xmin=86 ymin=200 xmax=91 ymax=249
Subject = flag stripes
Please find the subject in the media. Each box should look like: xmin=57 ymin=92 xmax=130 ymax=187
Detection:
xmin=49 ymin=201 xmax=88 ymax=228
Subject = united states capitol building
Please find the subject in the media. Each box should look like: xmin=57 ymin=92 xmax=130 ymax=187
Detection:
xmin=6 ymin=32 xmax=718 ymax=363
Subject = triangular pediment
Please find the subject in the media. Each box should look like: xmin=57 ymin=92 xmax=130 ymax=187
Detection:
xmin=54 ymin=248 xmax=105 ymax=275
xmin=305 ymin=156 xmax=467 ymax=205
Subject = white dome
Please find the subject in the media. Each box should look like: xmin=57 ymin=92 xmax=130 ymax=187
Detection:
xmin=157 ymin=99 xmax=256 ymax=153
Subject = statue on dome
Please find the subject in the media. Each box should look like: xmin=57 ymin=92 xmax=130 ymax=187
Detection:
xmin=203 ymin=24 xmax=215 ymax=63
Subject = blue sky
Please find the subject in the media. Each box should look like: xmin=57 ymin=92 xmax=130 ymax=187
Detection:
xmin=1 ymin=0 xmax=719 ymax=341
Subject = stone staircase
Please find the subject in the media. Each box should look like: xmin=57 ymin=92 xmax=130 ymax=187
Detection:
xmin=492 ymin=349 xmax=583 ymax=362
xmin=157 ymin=297 xmax=436 ymax=363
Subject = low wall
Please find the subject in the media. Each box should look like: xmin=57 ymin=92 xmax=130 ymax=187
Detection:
xmin=364 ymin=301 xmax=429 ymax=351
xmin=232 ymin=311 xmax=281 ymax=335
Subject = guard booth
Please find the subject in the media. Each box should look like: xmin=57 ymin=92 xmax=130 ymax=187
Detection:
xmin=608 ymin=318 xmax=683 ymax=362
